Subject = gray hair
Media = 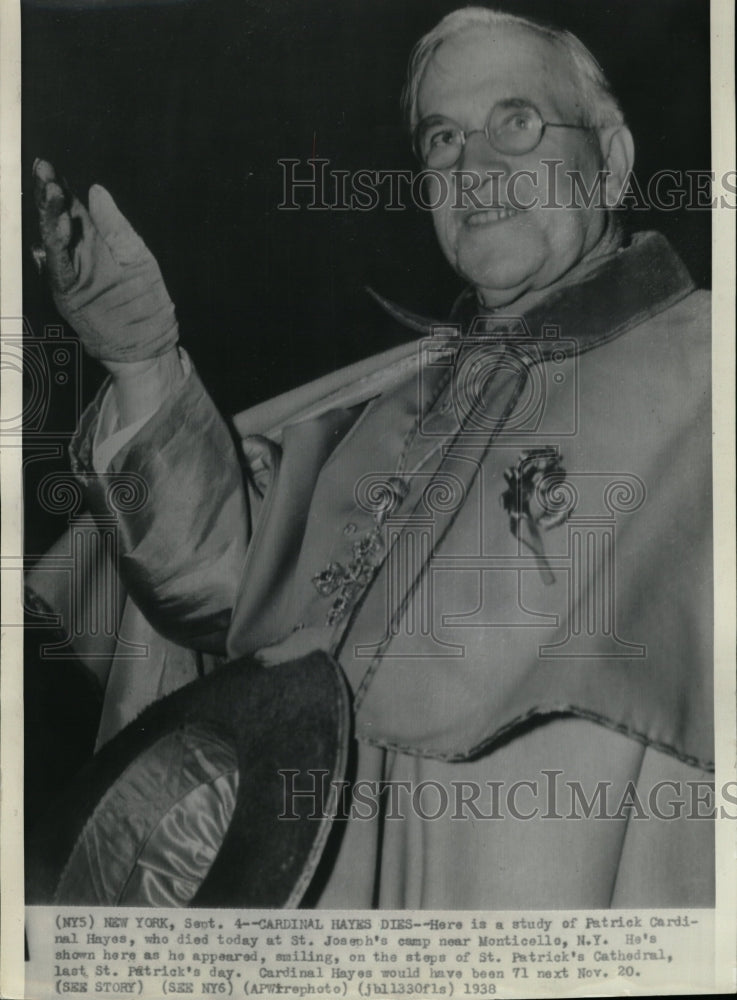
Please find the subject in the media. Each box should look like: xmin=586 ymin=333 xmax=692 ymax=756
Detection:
xmin=402 ymin=6 xmax=624 ymax=133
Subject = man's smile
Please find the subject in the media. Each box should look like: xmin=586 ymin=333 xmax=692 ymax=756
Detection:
xmin=464 ymin=205 xmax=521 ymax=226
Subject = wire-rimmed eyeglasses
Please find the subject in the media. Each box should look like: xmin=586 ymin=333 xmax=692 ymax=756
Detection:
xmin=413 ymin=99 xmax=591 ymax=169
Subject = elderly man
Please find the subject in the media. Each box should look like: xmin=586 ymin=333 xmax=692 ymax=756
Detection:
xmin=30 ymin=6 xmax=713 ymax=908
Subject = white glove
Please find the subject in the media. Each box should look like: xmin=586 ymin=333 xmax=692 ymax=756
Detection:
xmin=32 ymin=159 xmax=179 ymax=364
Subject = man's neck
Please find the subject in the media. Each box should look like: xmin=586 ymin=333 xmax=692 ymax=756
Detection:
xmin=477 ymin=223 xmax=625 ymax=317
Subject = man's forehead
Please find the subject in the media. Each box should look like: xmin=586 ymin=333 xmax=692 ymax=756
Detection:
xmin=416 ymin=23 xmax=578 ymax=120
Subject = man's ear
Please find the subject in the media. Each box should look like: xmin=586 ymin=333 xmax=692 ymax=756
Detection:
xmin=598 ymin=125 xmax=635 ymax=207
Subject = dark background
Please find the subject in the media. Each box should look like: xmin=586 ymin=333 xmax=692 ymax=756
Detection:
xmin=21 ymin=0 xmax=712 ymax=552
xmin=21 ymin=0 xmax=710 ymax=824
xmin=22 ymin=0 xmax=711 ymax=413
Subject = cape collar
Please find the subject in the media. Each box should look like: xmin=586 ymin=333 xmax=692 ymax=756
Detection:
xmin=368 ymin=231 xmax=695 ymax=360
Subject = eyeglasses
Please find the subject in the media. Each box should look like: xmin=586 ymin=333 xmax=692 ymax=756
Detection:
xmin=413 ymin=100 xmax=591 ymax=169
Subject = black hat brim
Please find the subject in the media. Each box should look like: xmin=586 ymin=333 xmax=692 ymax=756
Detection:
xmin=26 ymin=650 xmax=351 ymax=908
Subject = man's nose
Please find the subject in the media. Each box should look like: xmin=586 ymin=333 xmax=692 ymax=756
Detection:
xmin=459 ymin=130 xmax=508 ymax=171
xmin=455 ymin=132 xmax=509 ymax=206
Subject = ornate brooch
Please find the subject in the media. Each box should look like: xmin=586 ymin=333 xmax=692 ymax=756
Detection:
xmin=312 ymin=476 xmax=410 ymax=627
xmin=500 ymin=447 xmax=569 ymax=585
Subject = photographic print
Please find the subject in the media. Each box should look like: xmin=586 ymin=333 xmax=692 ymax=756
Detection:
xmin=2 ymin=0 xmax=734 ymax=996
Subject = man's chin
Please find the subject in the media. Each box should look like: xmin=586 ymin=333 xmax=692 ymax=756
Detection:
xmin=454 ymin=247 xmax=540 ymax=307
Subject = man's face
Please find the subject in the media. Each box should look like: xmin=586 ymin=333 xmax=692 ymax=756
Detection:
xmin=417 ymin=24 xmax=609 ymax=307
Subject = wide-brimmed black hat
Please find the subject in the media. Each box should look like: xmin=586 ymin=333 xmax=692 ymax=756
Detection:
xmin=26 ymin=650 xmax=351 ymax=907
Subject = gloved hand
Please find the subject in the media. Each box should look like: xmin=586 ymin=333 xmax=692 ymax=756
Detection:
xmin=32 ymin=159 xmax=179 ymax=367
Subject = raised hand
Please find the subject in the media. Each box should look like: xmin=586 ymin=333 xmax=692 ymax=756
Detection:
xmin=32 ymin=159 xmax=179 ymax=368
xmin=32 ymin=159 xmax=185 ymax=425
